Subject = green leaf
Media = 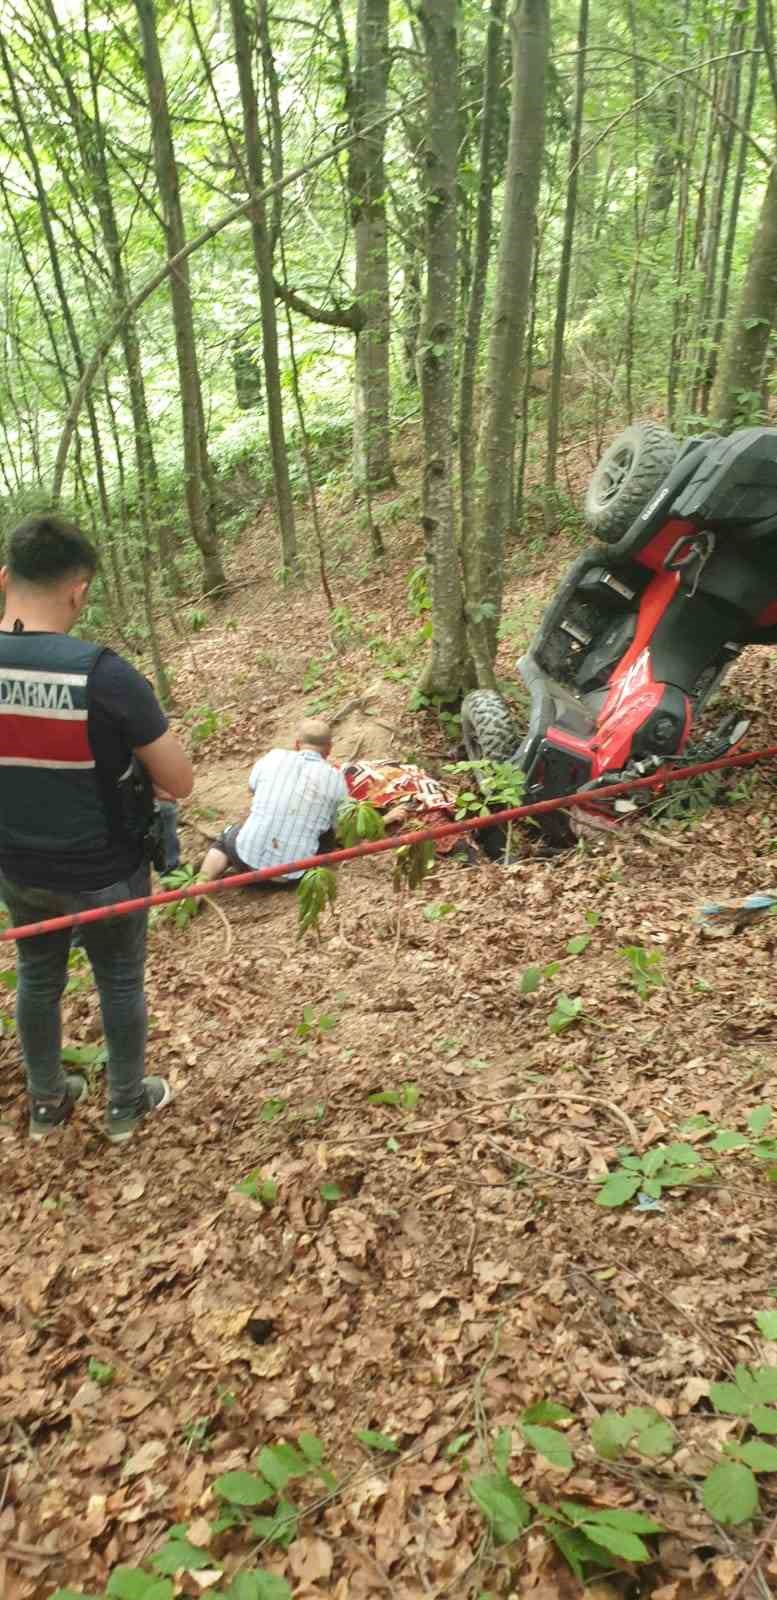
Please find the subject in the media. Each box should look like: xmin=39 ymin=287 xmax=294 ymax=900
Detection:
xmin=107 ymin=1572 xmax=160 ymax=1600
xmin=636 ymin=1419 xmax=675 ymax=1458
xmin=401 ymin=1082 xmax=420 ymax=1108
xmin=729 ymin=1440 xmax=777 ymax=1471
xmin=368 ymin=1089 xmax=401 ymax=1106
xmin=549 ymin=1527 xmax=611 ymax=1581
xmin=641 ymin=1147 xmax=666 ymax=1178
xmin=661 ymin=1142 xmax=700 ymax=1166
xmin=595 ymin=1172 xmax=642 ymax=1209
xmin=749 ymin=1368 xmax=777 ymax=1402
xmin=255 ymin=1443 xmax=309 ymax=1491
xmin=298 ymin=1432 xmax=325 ymax=1466
xmin=469 ymin=1471 xmax=532 ymax=1544
xmin=226 ymin=1575 xmax=293 ymax=1600
xmin=250 ymin=1499 xmax=298 ymax=1548
xmin=492 ymin=1427 xmax=512 ymax=1473
xmin=751 ymin=1405 xmax=777 ymax=1434
xmin=566 ymin=934 xmax=591 ymax=956
xmin=521 ymin=1400 xmax=574 ymax=1426
xmin=710 ymin=1129 xmax=747 ymax=1152
xmin=259 ymin=1098 xmax=286 ymax=1124
xmin=582 ymin=1507 xmax=663 ymax=1534
xmin=548 ymin=994 xmax=583 ymax=1035
xmin=150 ymin=1541 xmax=213 ymax=1576
xmin=355 ymin=1428 xmax=398 ymax=1453
xmin=756 ymin=1311 xmax=777 ymax=1340
xmin=520 ymin=966 xmax=542 ymax=994
xmin=320 ymin=1182 xmax=343 ymax=1203
xmin=423 ymin=901 xmax=457 ymax=922
xmin=87 ymin=1357 xmax=115 ymax=1387
xmin=521 ymin=1425 xmax=573 ymax=1470
xmin=213 ymin=1470 xmax=275 ymax=1507
xmin=580 ymin=1523 xmax=649 ymax=1562
xmin=710 ymin=1380 xmax=752 ymax=1416
xmin=446 ymin=1431 xmax=474 ymax=1458
xmin=590 ymin=1411 xmax=634 ymax=1460
xmin=702 ymin=1462 xmax=759 ymax=1525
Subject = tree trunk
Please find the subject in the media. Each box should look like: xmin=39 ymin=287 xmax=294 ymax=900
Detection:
xmin=465 ymin=0 xmax=549 ymax=686
xmin=416 ymin=0 xmax=468 ymax=699
xmin=712 ymin=0 xmax=777 ymax=429
xmin=706 ymin=33 xmax=760 ymax=412
xmin=350 ymin=0 xmax=395 ymax=494
xmin=459 ymin=0 xmax=506 ymax=557
xmin=544 ymin=0 xmax=588 ymax=507
xmin=711 ymin=160 xmax=777 ymax=428
xmin=133 ymin=0 xmax=226 ymax=595
xmin=228 ymin=0 xmax=298 ymax=574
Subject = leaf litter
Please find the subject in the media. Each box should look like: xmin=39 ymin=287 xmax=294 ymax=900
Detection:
xmin=2 ymin=495 xmax=777 ymax=1597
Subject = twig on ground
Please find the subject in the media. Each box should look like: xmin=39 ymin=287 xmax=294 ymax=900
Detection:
xmin=621 ymin=1265 xmax=737 ymax=1374
xmin=201 ymin=892 xmax=233 ymax=959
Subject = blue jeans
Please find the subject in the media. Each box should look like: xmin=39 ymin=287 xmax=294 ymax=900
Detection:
xmin=0 ymin=863 xmax=150 ymax=1112
xmin=156 ymin=801 xmax=180 ymax=872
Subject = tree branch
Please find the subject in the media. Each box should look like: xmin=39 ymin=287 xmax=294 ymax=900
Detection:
xmin=272 ymin=276 xmax=364 ymax=331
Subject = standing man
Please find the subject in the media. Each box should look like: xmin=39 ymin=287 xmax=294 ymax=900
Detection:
xmin=0 ymin=514 xmax=193 ymax=1142
xmin=198 ymin=718 xmax=347 ymax=884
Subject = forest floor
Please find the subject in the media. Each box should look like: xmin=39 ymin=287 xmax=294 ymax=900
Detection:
xmin=3 ymin=424 xmax=777 ymax=1600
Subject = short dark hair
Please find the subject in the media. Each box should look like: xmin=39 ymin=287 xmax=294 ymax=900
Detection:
xmin=6 ymin=514 xmax=98 ymax=585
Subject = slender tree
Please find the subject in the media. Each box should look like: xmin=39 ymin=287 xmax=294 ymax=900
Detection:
xmin=459 ymin=0 xmax=506 ymax=557
xmin=464 ymin=0 xmax=549 ymax=686
xmin=133 ymin=0 xmax=226 ymax=595
xmin=417 ymin=0 xmax=468 ymax=697
xmin=348 ymin=0 xmax=395 ymax=492
xmin=544 ymin=0 xmax=588 ymax=510
xmin=228 ymin=0 xmax=298 ymax=574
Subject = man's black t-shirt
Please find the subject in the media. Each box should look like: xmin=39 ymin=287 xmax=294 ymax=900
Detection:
xmin=0 ymin=635 xmax=168 ymax=890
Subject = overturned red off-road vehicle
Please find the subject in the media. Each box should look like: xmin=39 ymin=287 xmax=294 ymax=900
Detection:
xmin=461 ymin=422 xmax=777 ymax=841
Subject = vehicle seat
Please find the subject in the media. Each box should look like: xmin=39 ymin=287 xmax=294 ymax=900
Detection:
xmin=672 ymin=427 xmax=777 ymax=540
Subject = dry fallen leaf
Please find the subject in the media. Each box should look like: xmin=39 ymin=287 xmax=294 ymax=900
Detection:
xmin=121 ymin=1438 xmax=166 ymax=1479
xmin=288 ymin=1535 xmax=334 ymax=1584
xmin=120 ymin=1176 xmax=147 ymax=1204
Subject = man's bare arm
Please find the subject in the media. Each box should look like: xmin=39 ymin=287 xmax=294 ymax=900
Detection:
xmin=135 ymin=731 xmax=193 ymax=799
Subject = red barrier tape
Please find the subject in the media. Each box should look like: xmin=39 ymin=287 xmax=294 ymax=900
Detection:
xmin=1 ymin=742 xmax=775 ymax=943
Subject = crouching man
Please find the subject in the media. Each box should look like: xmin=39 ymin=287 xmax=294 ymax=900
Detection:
xmin=0 ymin=514 xmax=193 ymax=1142
xmin=199 ymin=718 xmax=347 ymax=887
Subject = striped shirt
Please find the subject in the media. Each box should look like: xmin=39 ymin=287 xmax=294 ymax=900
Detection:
xmin=236 ymin=748 xmax=348 ymax=879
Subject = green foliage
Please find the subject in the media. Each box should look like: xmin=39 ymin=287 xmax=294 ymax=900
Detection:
xmin=368 ymin=1081 xmax=420 ymax=1109
xmin=336 ymin=799 xmax=385 ymax=847
xmin=186 ymin=705 xmax=231 ymax=748
xmin=355 ymin=1428 xmax=399 ymax=1454
xmin=519 ymin=961 xmax=560 ymax=994
xmin=297 ymin=867 xmax=338 ymax=938
xmin=423 ymin=900 xmax=457 ymax=921
xmin=406 ymin=564 xmax=431 ymax=617
xmin=595 ymin=1142 xmax=712 ymax=1207
xmin=445 ymin=759 xmax=526 ymax=819
xmin=233 ymin=1171 xmax=278 ymax=1207
xmin=392 ymin=838 xmax=436 ymax=892
xmin=619 ymin=944 xmax=665 ymax=1000
xmin=548 ymin=994 xmax=584 ymax=1035
xmin=153 ymin=866 xmax=199 ymax=930
xmin=87 ymin=1357 xmax=115 ymax=1387
xmin=296 ymin=1003 xmax=338 ymax=1040
xmin=590 ymin=1406 xmax=674 ymax=1461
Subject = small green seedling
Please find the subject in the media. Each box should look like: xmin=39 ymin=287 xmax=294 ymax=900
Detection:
xmin=296 ymin=1004 xmax=338 ymax=1041
xmin=297 ymin=867 xmax=338 ymax=938
xmin=234 ymin=1171 xmax=278 ymax=1207
xmin=596 ymin=1142 xmax=712 ymax=1207
xmin=368 ymin=1082 xmax=420 ymax=1109
xmin=87 ymin=1357 xmax=115 ymax=1388
xmin=619 ymin=944 xmax=664 ymax=1000
xmin=548 ymin=994 xmax=584 ymax=1035
xmin=336 ymin=799 xmax=385 ymax=847
xmin=520 ymin=961 xmax=560 ymax=994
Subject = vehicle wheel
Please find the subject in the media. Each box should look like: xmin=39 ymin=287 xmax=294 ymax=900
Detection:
xmin=584 ymin=421 xmax=679 ymax=543
xmin=461 ymin=690 xmax=519 ymax=765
